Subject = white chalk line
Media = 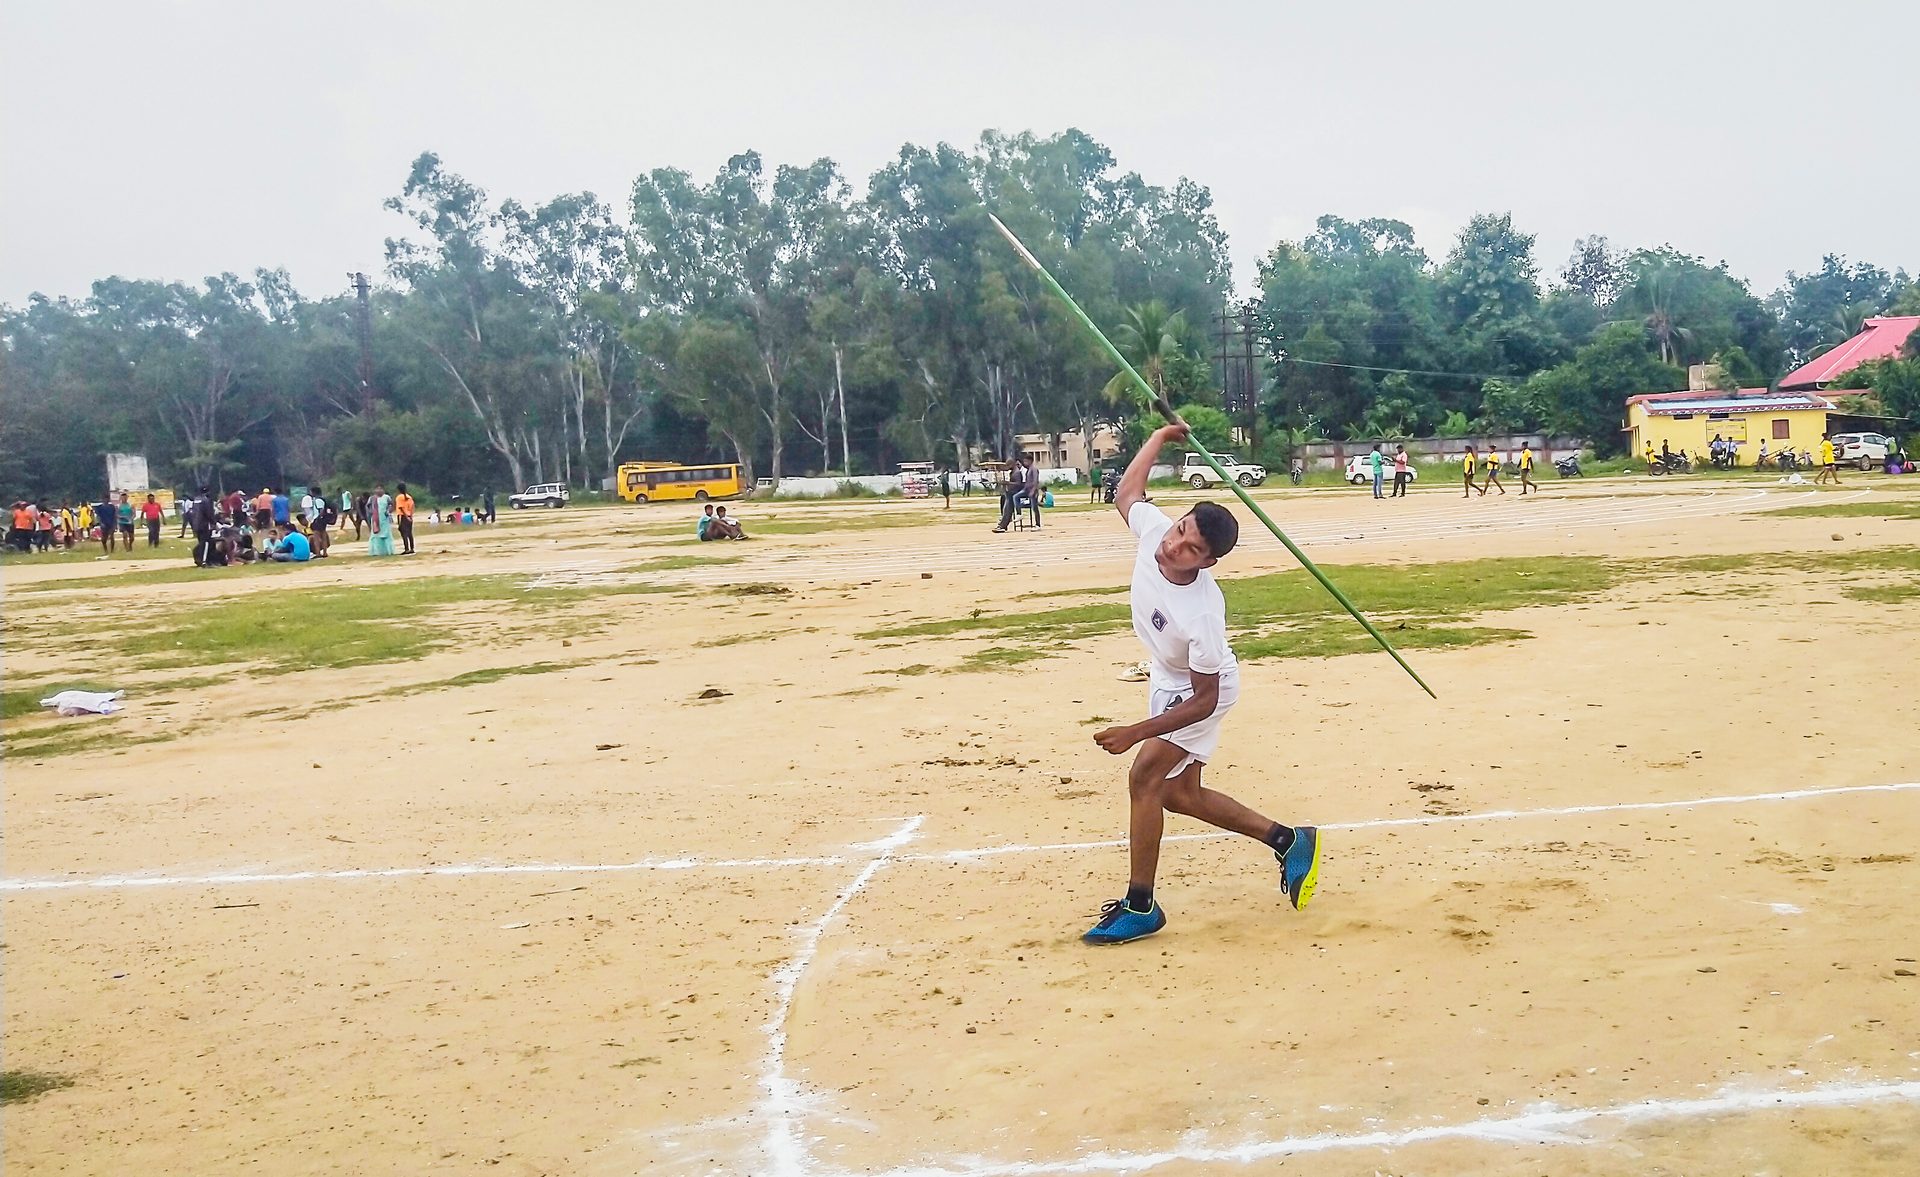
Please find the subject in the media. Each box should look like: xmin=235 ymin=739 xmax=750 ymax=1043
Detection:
xmin=0 ymin=854 xmax=849 ymax=893
xmin=919 ymin=779 xmax=1920 ymax=861
xmin=6 ymin=780 xmax=1914 ymax=895
xmin=859 ymin=1077 xmax=1920 ymax=1176
xmin=759 ymin=815 xmax=923 ymax=1177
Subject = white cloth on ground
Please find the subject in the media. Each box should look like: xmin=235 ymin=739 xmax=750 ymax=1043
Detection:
xmin=40 ymin=689 xmax=124 ymax=716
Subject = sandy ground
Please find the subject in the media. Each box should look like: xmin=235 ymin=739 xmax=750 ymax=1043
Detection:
xmin=5 ymin=476 xmax=1920 ymax=1175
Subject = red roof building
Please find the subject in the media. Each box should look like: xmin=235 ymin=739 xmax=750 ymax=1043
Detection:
xmin=1778 ymin=316 xmax=1920 ymax=390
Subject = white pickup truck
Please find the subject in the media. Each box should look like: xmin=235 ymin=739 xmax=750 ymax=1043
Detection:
xmin=1180 ymin=452 xmax=1266 ymax=489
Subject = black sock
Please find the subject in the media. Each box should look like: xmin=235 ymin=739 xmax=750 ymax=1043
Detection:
xmin=1125 ymin=883 xmax=1153 ymax=912
xmin=1263 ymin=823 xmax=1295 ymax=855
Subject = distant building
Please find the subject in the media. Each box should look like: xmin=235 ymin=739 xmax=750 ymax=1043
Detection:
xmin=1623 ymin=387 xmax=1880 ymax=463
xmin=1778 ymin=316 xmax=1920 ymax=391
xmin=1013 ymin=426 xmax=1121 ymax=470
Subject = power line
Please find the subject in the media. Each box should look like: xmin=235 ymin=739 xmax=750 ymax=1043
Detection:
xmin=1280 ymin=356 xmax=1535 ymax=382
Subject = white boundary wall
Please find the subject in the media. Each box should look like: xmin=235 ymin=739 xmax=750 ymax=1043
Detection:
xmin=771 ymin=468 xmax=1079 ymax=498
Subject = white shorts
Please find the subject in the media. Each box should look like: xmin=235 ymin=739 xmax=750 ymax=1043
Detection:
xmin=1148 ymin=675 xmax=1239 ymax=777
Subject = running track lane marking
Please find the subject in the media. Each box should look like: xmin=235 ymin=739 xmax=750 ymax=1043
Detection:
xmin=4 ymin=780 xmax=1914 ymax=894
xmin=860 ymin=1078 xmax=1920 ymax=1176
xmin=759 ymin=816 xmax=922 ymax=1177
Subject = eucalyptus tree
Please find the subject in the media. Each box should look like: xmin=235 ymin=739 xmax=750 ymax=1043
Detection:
xmin=384 ymin=152 xmax=563 ymax=488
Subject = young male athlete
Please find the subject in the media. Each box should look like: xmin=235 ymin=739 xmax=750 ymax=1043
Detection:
xmin=1084 ymin=422 xmax=1320 ymax=945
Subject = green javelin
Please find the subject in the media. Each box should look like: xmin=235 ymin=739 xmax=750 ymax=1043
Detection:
xmin=987 ymin=213 xmax=1436 ymax=699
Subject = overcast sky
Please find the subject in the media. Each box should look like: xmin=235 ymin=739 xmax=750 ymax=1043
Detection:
xmin=4 ymin=0 xmax=1915 ymax=307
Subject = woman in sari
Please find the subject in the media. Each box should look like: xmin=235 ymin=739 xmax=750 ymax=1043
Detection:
xmin=368 ymin=483 xmax=396 ymax=556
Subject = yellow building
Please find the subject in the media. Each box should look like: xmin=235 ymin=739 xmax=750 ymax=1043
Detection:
xmin=1623 ymin=387 xmax=1869 ymax=465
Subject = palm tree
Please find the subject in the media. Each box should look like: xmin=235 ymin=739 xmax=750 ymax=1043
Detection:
xmin=1102 ymin=301 xmax=1189 ymax=407
xmin=1616 ymin=263 xmax=1694 ymax=366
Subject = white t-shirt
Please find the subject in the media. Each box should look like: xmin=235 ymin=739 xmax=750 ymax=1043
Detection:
xmin=1126 ymin=502 xmax=1237 ymax=693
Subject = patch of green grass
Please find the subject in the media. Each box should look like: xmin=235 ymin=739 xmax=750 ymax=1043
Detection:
xmin=871 ymin=664 xmax=933 ymax=676
xmin=1774 ymin=500 xmax=1920 ymax=519
xmin=624 ymin=553 xmax=744 ymax=573
xmin=1238 ymin=621 xmax=1530 ymax=661
xmin=4 ymin=726 xmax=179 ymax=762
xmin=117 ymin=574 xmax=678 ymax=675
xmin=868 ymin=555 xmax=1621 ymax=670
xmin=958 ymin=646 xmax=1051 ymax=671
xmin=372 ymin=660 xmax=587 ymax=699
xmin=1628 ymin=553 xmax=1763 ymax=575
xmin=864 ymin=601 xmax=1129 ymax=641
xmin=1 ymin=1071 xmax=74 ymax=1104
xmin=1844 ymin=583 xmax=1920 ymax=604
xmin=695 ymin=628 xmax=796 ymax=648
xmin=11 ymin=560 xmax=308 ymax=594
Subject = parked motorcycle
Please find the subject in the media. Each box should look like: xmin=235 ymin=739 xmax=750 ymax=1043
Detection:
xmin=1554 ymin=456 xmax=1582 ymax=478
xmin=1648 ymin=451 xmax=1693 ymax=476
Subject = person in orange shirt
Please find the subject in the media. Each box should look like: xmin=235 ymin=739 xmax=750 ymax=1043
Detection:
xmin=394 ymin=482 xmax=416 ymax=555
xmin=253 ymin=487 xmax=274 ymax=531
xmin=8 ymin=502 xmax=32 ymax=552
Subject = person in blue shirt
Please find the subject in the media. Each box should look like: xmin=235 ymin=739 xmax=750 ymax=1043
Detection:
xmin=270 ymin=488 xmax=292 ymax=527
xmin=266 ymin=524 xmax=311 ymax=562
xmin=697 ymin=503 xmax=716 ymax=541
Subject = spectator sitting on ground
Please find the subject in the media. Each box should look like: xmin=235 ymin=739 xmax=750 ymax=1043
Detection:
xmin=697 ymin=503 xmax=718 ymax=541
xmin=714 ymin=505 xmax=747 ymax=540
xmin=265 ymin=523 xmax=311 ymax=563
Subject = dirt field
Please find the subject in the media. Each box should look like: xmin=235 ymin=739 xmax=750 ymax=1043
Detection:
xmin=5 ymin=477 xmax=1920 ymax=1175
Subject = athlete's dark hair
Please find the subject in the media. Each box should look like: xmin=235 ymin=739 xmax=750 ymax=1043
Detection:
xmin=1188 ymin=502 xmax=1238 ymax=559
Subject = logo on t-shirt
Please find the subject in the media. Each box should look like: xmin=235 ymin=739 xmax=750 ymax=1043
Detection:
xmin=1150 ymin=609 xmax=1167 ymax=631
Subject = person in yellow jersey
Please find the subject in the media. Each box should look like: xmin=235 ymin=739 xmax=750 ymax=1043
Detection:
xmin=1519 ymin=442 xmax=1538 ymax=494
xmin=1644 ymin=441 xmax=1658 ymax=472
xmin=1461 ymin=445 xmax=1478 ymax=498
xmin=1481 ymin=445 xmax=1506 ymax=495
xmin=1815 ymin=433 xmax=1841 ymax=485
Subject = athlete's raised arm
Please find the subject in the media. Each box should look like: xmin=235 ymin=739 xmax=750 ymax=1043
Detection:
xmin=1115 ymin=422 xmax=1189 ymax=523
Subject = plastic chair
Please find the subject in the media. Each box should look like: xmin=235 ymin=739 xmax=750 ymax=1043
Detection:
xmin=1012 ymin=494 xmax=1041 ymax=530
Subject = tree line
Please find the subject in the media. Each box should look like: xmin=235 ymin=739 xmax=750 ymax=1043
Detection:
xmin=3 ymin=128 xmax=1916 ymax=502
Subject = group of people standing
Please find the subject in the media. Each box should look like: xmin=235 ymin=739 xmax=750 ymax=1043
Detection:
xmin=177 ymin=482 xmax=434 ymax=567
xmin=7 ymin=492 xmax=166 ymax=553
xmin=6 ymin=481 xmax=499 ymax=565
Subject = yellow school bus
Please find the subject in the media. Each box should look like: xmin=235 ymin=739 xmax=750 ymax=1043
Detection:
xmin=617 ymin=461 xmax=745 ymax=503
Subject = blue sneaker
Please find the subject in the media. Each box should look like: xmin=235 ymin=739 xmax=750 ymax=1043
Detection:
xmin=1083 ymin=899 xmax=1166 ymax=945
xmin=1278 ymin=826 xmax=1320 ymax=910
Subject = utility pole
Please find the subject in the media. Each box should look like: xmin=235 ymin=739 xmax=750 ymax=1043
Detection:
xmin=1213 ymin=302 xmax=1242 ymax=438
xmin=1239 ymin=298 xmax=1263 ymax=458
xmin=349 ymin=272 xmax=375 ymax=414
xmin=1213 ymin=299 xmax=1265 ymax=452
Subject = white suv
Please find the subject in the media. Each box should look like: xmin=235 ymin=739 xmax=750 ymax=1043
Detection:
xmin=509 ymin=483 xmax=570 ymax=509
xmin=1830 ymin=432 xmax=1889 ymax=471
xmin=1181 ymin=452 xmax=1266 ymax=489
xmin=1345 ymin=455 xmax=1418 ymax=485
